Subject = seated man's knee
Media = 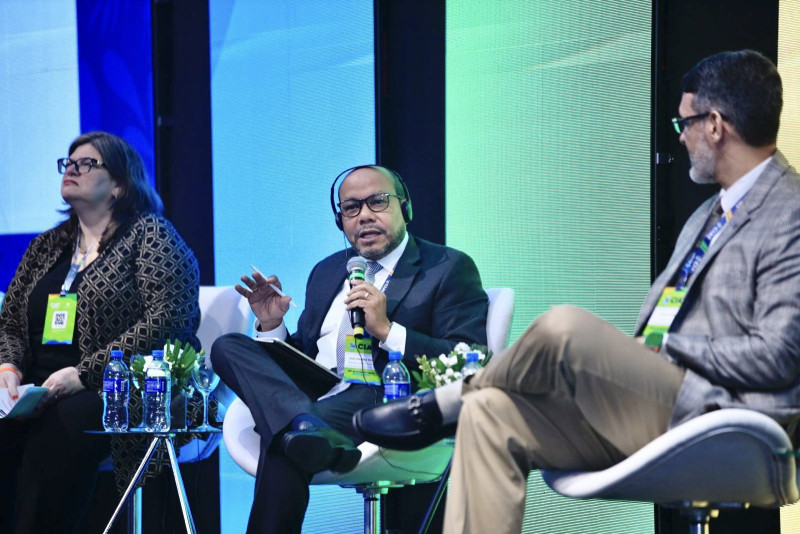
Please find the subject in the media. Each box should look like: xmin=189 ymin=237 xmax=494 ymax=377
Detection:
xmin=210 ymin=332 xmax=251 ymax=371
xmin=535 ymin=305 xmax=590 ymax=344
xmin=539 ymin=305 xmax=611 ymax=376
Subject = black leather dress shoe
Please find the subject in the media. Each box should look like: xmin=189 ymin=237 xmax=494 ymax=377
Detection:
xmin=281 ymin=414 xmax=361 ymax=474
xmin=352 ymin=392 xmax=456 ymax=450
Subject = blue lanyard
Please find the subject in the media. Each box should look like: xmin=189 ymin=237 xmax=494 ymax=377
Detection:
xmin=676 ymin=197 xmax=744 ymax=290
xmin=60 ymin=237 xmax=96 ymax=296
xmin=378 ymin=271 xmax=393 ymax=293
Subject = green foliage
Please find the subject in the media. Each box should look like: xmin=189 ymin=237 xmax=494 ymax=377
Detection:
xmin=130 ymin=339 xmax=204 ymax=393
xmin=130 ymin=355 xmax=146 ymax=390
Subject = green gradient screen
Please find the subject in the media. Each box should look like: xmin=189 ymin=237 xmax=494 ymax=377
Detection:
xmin=445 ymin=1 xmax=654 ymax=532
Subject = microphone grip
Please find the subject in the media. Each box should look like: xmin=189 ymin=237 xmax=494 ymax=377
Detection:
xmin=350 ymin=307 xmax=366 ymax=338
xmin=348 ymin=273 xmax=367 ymax=338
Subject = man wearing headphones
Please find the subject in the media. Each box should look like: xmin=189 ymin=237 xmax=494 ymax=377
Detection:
xmin=211 ymin=165 xmax=488 ymax=533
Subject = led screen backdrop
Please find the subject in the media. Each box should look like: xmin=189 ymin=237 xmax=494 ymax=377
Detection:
xmin=209 ymin=1 xmax=374 ymax=532
xmin=211 ymin=0 xmax=376 ymax=330
xmin=0 ymin=0 xmax=80 ymax=236
xmin=0 ymin=0 xmax=153 ymax=294
xmin=778 ymin=0 xmax=800 ymax=166
xmin=445 ymin=1 xmax=654 ymax=531
xmin=0 ymin=0 xmax=81 ymax=291
xmin=777 ymin=2 xmax=800 ymax=529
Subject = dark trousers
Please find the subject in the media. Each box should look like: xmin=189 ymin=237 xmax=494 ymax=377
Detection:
xmin=0 ymin=389 xmax=111 ymax=534
xmin=210 ymin=333 xmax=382 ymax=534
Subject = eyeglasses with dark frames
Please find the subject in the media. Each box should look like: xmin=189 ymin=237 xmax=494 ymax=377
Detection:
xmin=57 ymin=157 xmax=106 ymax=175
xmin=670 ymin=112 xmax=710 ymax=134
xmin=338 ymin=192 xmax=403 ymax=218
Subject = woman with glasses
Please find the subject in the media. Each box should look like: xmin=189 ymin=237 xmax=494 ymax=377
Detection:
xmin=0 ymin=131 xmax=201 ymax=533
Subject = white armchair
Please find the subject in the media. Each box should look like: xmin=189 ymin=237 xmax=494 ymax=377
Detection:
xmin=541 ymin=408 xmax=799 ymax=533
xmin=178 ymin=285 xmax=251 ymax=461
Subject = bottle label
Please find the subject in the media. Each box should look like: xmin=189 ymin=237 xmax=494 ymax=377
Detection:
xmin=384 ymin=382 xmax=410 ymax=400
xmin=103 ymin=377 xmax=130 ymax=393
xmin=145 ymin=377 xmax=167 ymax=393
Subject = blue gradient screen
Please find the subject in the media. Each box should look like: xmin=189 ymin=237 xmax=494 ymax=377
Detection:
xmin=209 ymin=2 xmax=374 ymax=532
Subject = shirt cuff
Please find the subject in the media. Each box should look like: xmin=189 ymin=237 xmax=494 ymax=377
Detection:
xmin=379 ymin=322 xmax=406 ymax=353
xmin=254 ymin=318 xmax=288 ymax=341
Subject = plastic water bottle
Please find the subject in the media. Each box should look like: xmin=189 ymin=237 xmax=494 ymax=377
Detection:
xmin=462 ymin=351 xmax=482 ymax=378
xmin=382 ymin=350 xmax=410 ymax=402
xmin=143 ymin=349 xmax=171 ymax=431
xmin=102 ymin=350 xmax=130 ymax=431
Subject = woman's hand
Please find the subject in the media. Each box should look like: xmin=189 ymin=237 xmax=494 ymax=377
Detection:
xmin=38 ymin=366 xmax=86 ymax=407
xmin=0 ymin=364 xmax=22 ymax=400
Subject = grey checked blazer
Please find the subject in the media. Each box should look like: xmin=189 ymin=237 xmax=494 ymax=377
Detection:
xmin=635 ymin=150 xmax=800 ymax=434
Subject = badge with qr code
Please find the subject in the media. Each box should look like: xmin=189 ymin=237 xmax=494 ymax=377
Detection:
xmin=42 ymin=293 xmax=77 ymax=345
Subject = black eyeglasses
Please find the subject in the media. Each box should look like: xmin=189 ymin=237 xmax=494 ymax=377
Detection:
xmin=338 ymin=192 xmax=403 ymax=218
xmin=57 ymin=157 xmax=106 ymax=175
xmin=670 ymin=112 xmax=710 ymax=134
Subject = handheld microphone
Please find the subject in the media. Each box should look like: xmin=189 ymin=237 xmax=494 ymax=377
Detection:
xmin=346 ymin=256 xmax=368 ymax=338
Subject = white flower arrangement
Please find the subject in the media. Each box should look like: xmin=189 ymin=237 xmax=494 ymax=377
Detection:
xmin=412 ymin=342 xmax=492 ymax=390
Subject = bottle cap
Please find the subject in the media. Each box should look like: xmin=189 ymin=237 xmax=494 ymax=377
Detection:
xmin=388 ymin=350 xmax=402 ymax=361
xmin=466 ymin=351 xmax=479 ymax=361
xmin=110 ymin=349 xmax=124 ymax=359
xmin=152 ymin=349 xmax=165 ymax=359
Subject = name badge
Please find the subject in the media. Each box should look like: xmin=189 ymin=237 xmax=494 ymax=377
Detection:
xmin=43 ymin=293 xmax=78 ymax=345
xmin=343 ymin=334 xmax=381 ymax=385
xmin=641 ymin=286 xmax=686 ymax=347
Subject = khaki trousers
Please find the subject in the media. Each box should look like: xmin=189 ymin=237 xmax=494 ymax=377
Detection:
xmin=443 ymin=305 xmax=686 ymax=534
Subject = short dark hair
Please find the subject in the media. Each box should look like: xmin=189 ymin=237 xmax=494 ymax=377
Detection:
xmin=59 ymin=131 xmax=163 ymax=250
xmin=681 ymin=50 xmax=782 ymax=147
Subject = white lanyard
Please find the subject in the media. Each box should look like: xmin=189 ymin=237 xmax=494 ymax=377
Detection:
xmin=60 ymin=235 xmax=97 ymax=296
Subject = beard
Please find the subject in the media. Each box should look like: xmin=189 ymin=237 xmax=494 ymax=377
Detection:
xmin=353 ymin=226 xmax=405 ymax=260
xmin=688 ymin=136 xmax=717 ymax=185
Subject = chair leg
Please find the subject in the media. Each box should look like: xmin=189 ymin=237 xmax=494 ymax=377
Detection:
xmin=684 ymin=508 xmax=717 ymax=534
xmin=358 ymin=488 xmax=383 ymax=534
xmin=417 ymin=459 xmax=451 ymax=534
xmin=125 ymin=487 xmax=143 ymax=534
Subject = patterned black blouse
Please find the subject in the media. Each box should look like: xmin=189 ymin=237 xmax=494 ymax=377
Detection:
xmin=0 ymin=212 xmax=202 ymax=491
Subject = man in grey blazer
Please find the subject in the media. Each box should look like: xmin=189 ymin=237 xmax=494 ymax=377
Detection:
xmin=354 ymin=50 xmax=800 ymax=534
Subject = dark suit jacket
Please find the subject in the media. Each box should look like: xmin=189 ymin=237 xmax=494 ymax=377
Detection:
xmin=635 ymin=151 xmax=800 ymax=433
xmin=287 ymin=234 xmax=488 ymax=378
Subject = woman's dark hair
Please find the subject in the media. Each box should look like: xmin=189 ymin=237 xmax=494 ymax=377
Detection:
xmin=681 ymin=50 xmax=782 ymax=147
xmin=58 ymin=131 xmax=163 ymax=250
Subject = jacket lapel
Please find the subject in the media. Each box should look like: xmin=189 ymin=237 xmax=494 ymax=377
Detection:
xmin=683 ymin=151 xmax=787 ymax=294
xmin=635 ymin=201 xmax=713 ymax=331
xmin=308 ymin=257 xmax=348 ymax=341
xmin=384 ymin=234 xmax=421 ymax=320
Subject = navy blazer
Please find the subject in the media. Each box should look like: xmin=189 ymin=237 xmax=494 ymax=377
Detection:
xmin=287 ymin=234 xmax=488 ymax=377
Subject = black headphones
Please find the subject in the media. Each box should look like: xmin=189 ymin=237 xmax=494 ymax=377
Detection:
xmin=330 ymin=165 xmax=413 ymax=230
